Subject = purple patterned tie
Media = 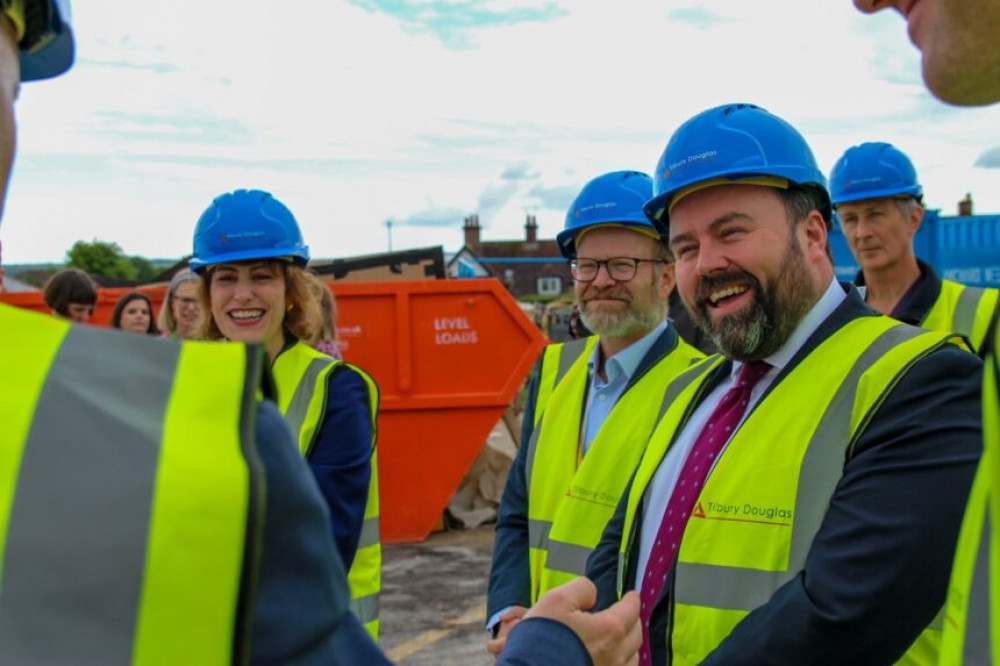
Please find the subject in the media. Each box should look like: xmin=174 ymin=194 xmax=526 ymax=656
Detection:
xmin=638 ymin=360 xmax=771 ymax=666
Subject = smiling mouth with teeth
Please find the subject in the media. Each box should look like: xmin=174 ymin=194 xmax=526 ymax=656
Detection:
xmin=230 ymin=309 xmax=265 ymax=321
xmin=708 ymin=285 xmax=749 ymax=306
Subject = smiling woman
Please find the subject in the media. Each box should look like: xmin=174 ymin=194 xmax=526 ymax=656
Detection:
xmin=189 ymin=188 xmax=384 ymax=640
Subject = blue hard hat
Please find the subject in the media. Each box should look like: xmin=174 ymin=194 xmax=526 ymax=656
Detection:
xmin=189 ymin=189 xmax=310 ymax=273
xmin=644 ymin=103 xmax=830 ymax=233
xmin=557 ymin=170 xmax=658 ymax=258
xmin=829 ymin=142 xmax=923 ymax=206
xmin=19 ymin=0 xmax=75 ymax=82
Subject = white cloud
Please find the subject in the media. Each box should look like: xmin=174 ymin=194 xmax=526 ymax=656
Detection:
xmin=2 ymin=0 xmax=999 ymax=263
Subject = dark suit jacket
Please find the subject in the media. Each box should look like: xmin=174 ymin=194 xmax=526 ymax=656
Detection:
xmin=586 ymin=285 xmax=983 ymax=665
xmin=488 ymin=325 xmax=688 ymax=622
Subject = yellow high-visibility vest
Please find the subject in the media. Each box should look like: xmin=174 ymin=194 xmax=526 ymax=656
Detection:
xmin=271 ymin=341 xmax=382 ymax=641
xmin=0 ymin=304 xmax=261 ymax=665
xmin=618 ymin=316 xmax=964 ymax=666
xmin=940 ymin=326 xmax=999 ymax=665
xmin=526 ymin=333 xmax=705 ymax=602
xmin=921 ymin=279 xmax=999 ymax=353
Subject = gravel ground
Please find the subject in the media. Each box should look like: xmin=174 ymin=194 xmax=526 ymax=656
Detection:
xmin=379 ymin=525 xmax=497 ymax=666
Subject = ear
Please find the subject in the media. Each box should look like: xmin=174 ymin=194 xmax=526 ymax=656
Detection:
xmin=908 ymin=203 xmax=924 ymax=236
xmin=800 ymin=210 xmax=829 ymax=263
xmin=658 ymin=261 xmax=676 ymax=300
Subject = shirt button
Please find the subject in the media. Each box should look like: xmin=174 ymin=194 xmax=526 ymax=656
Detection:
xmin=598 ymin=394 xmax=607 ymax=401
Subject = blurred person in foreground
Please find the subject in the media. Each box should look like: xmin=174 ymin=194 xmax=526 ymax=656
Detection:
xmin=854 ymin=1 xmax=1000 ymax=663
xmin=0 ymin=3 xmax=640 ymax=664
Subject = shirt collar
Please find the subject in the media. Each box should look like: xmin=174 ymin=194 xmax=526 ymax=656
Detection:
xmin=726 ymin=277 xmax=844 ymax=382
xmin=587 ymin=319 xmax=668 ymax=386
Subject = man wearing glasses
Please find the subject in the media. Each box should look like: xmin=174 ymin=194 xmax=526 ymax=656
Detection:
xmin=487 ymin=171 xmax=705 ymax=656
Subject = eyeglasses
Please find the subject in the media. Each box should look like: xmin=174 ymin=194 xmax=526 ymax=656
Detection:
xmin=568 ymin=257 xmax=666 ymax=283
xmin=173 ymin=296 xmax=199 ymax=308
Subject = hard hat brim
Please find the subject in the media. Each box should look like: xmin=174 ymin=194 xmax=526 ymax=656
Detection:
xmin=189 ymin=246 xmax=309 ymax=273
xmin=831 ymin=187 xmax=923 ymax=207
xmin=20 ymin=0 xmax=74 ymax=82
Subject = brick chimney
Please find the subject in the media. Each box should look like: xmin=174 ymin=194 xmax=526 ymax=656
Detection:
xmin=463 ymin=214 xmax=481 ymax=248
xmin=958 ymin=193 xmax=973 ymax=217
xmin=525 ymin=214 xmax=538 ymax=242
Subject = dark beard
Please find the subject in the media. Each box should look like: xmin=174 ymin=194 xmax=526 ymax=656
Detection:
xmin=688 ymin=237 xmax=816 ymax=361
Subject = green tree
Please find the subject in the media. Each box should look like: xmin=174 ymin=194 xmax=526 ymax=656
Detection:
xmin=127 ymin=255 xmax=158 ymax=282
xmin=65 ymin=239 xmax=137 ymax=280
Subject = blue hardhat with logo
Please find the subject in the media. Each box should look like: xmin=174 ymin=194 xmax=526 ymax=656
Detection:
xmin=829 ymin=142 xmax=923 ymax=206
xmin=557 ymin=170 xmax=658 ymax=259
xmin=14 ymin=0 xmax=74 ymax=81
xmin=189 ymin=189 xmax=310 ymax=273
xmin=644 ymin=103 xmax=831 ymax=233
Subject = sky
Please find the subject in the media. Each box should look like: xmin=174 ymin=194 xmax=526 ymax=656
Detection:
xmin=3 ymin=0 xmax=1000 ymax=264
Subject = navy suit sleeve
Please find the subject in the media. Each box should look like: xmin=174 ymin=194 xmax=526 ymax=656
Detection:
xmin=487 ymin=364 xmax=541 ymax=620
xmin=499 ymin=618 xmax=593 ymax=666
xmin=702 ymin=346 xmax=983 ymax=665
xmin=308 ymin=366 xmax=374 ymax=571
xmin=585 ymin=475 xmax=633 ymax=612
xmin=250 ymin=400 xmax=389 ymax=665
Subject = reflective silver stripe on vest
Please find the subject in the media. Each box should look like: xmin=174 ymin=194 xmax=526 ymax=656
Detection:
xmin=675 ymin=324 xmax=928 ymax=611
xmin=358 ymin=516 xmax=380 ymax=549
xmin=528 ymin=519 xmax=552 ymax=550
xmin=546 ymin=538 xmax=593 ymax=576
xmin=525 ymin=339 xmax=590 ymax=489
xmin=617 ymin=358 xmax=719 ymax=594
xmin=0 ymin=327 xmax=180 ymax=664
xmin=350 ymin=593 xmax=380 ymax=626
xmin=653 ymin=356 xmax=720 ymax=429
xmin=556 ymin=338 xmax=591 ymax=387
xmin=953 ymin=287 xmax=985 ymax=341
xmin=964 ymin=506 xmax=993 ymax=663
xmin=284 ymin=356 xmax=335 ymax=437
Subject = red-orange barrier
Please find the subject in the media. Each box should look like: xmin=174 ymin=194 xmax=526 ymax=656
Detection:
xmin=1 ymin=286 xmax=168 ymax=327
xmin=331 ymin=279 xmax=546 ymax=542
xmin=2 ymin=278 xmax=547 ymax=543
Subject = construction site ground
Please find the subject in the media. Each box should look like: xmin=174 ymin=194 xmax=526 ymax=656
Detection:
xmin=380 ymin=525 xmax=498 ymax=665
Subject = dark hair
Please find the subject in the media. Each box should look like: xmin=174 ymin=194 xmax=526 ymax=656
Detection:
xmin=43 ymin=268 xmax=98 ymax=317
xmin=775 ymin=184 xmax=834 ymax=262
xmin=111 ymin=291 xmax=158 ymax=334
xmin=653 ymin=235 xmax=674 ymax=262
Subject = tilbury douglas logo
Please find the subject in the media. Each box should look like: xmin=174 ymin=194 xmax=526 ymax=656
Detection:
xmin=662 ymin=149 xmax=719 ymax=181
xmin=693 ymin=500 xmax=792 ymax=527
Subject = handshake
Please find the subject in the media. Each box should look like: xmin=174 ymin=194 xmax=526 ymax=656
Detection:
xmin=488 ymin=578 xmax=642 ymax=666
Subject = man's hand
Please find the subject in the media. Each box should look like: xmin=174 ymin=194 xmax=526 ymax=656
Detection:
xmin=522 ymin=577 xmax=641 ymax=666
xmin=486 ymin=606 xmax=528 ymax=658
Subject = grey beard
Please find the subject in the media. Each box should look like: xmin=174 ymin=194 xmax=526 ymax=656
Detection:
xmin=581 ymin=301 xmax=667 ymax=339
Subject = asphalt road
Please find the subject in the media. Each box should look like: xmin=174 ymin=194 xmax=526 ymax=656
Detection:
xmin=380 ymin=525 xmax=497 ymax=665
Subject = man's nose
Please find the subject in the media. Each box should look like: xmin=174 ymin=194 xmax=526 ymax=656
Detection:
xmin=695 ymin=239 xmax=729 ymax=276
xmin=591 ymin=262 xmax=617 ymax=287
